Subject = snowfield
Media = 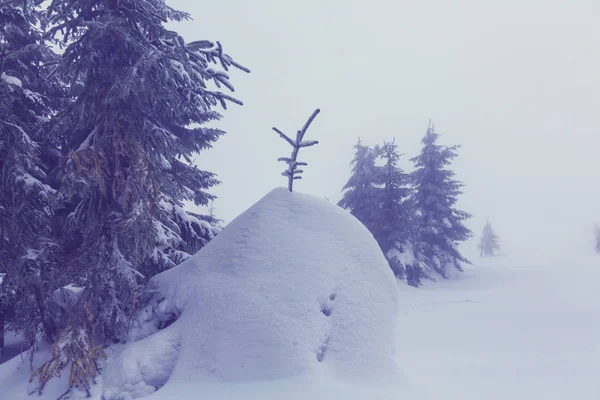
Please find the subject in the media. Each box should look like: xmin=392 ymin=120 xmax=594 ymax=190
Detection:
xmin=397 ymin=253 xmax=600 ymax=400
xmin=0 ymin=189 xmax=598 ymax=399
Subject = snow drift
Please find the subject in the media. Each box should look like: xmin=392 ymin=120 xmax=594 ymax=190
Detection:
xmin=101 ymin=187 xmax=400 ymax=398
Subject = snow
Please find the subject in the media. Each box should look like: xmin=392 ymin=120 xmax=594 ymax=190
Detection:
xmin=299 ymin=139 xmax=319 ymax=147
xmin=1 ymin=190 xmax=599 ymax=399
xmin=168 ymin=60 xmax=188 ymax=79
xmin=15 ymin=170 xmax=56 ymax=195
xmin=53 ymin=284 xmax=85 ymax=310
xmin=387 ymin=241 xmax=416 ymax=267
xmin=1 ymin=72 xmax=22 ymax=88
xmin=23 ymin=248 xmax=40 ymax=261
xmin=396 ymin=253 xmax=600 ymax=399
xmin=62 ymin=284 xmax=84 ymax=294
xmin=23 ymin=89 xmax=43 ymax=105
xmin=442 ymin=217 xmax=452 ymax=228
xmin=158 ymin=198 xmax=212 ymax=232
xmin=104 ymin=187 xmax=400 ymax=398
xmin=76 ymin=129 xmax=96 ymax=151
xmin=102 ymin=328 xmax=181 ymax=400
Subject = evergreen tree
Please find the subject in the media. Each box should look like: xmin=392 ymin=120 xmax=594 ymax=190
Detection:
xmin=595 ymin=225 xmax=600 ymax=254
xmin=0 ymin=0 xmax=67 ymax=352
xmin=338 ymin=139 xmax=380 ymax=234
xmin=410 ymin=125 xmax=472 ymax=278
xmin=373 ymin=140 xmax=412 ymax=252
xmin=373 ymin=140 xmax=424 ymax=284
xmin=339 ymin=139 xmax=426 ymax=285
xmin=29 ymin=0 xmax=248 ymax=394
xmin=478 ymin=220 xmax=500 ymax=257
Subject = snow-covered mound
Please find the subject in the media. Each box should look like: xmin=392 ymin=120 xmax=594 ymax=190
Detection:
xmin=102 ymin=187 xmax=400 ymax=397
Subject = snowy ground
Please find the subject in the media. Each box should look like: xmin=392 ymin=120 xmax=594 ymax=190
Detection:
xmin=397 ymin=253 xmax=600 ymax=400
xmin=3 ymin=253 xmax=598 ymax=399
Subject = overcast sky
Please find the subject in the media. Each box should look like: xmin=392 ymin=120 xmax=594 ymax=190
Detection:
xmin=168 ymin=0 xmax=599 ymax=259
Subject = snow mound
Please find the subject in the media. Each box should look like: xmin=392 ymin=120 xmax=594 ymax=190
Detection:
xmin=103 ymin=187 xmax=400 ymax=397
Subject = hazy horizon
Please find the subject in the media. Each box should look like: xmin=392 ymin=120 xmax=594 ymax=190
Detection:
xmin=168 ymin=0 xmax=599 ymax=259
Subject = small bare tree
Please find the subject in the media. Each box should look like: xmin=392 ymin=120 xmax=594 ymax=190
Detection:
xmin=272 ymin=109 xmax=320 ymax=192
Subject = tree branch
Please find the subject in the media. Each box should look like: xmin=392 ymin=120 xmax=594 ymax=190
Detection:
xmin=272 ymin=109 xmax=320 ymax=192
xmin=272 ymin=128 xmax=295 ymax=147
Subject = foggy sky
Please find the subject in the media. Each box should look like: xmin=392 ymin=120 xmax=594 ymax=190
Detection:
xmin=168 ymin=0 xmax=599 ymax=259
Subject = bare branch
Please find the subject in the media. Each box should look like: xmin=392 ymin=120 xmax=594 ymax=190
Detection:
xmin=272 ymin=108 xmax=321 ymax=192
xmin=299 ymin=109 xmax=320 ymax=139
xmin=272 ymin=127 xmax=295 ymax=147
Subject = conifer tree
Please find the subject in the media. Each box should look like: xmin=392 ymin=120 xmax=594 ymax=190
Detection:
xmin=28 ymin=0 xmax=248 ymax=394
xmin=595 ymin=225 xmax=600 ymax=254
xmin=478 ymin=220 xmax=500 ymax=257
xmin=339 ymin=139 xmax=426 ymax=285
xmin=0 ymin=0 xmax=67 ymax=351
xmin=338 ymin=139 xmax=380 ymax=234
xmin=373 ymin=140 xmax=412 ymax=252
xmin=410 ymin=125 xmax=472 ymax=278
xmin=373 ymin=140 xmax=424 ymax=284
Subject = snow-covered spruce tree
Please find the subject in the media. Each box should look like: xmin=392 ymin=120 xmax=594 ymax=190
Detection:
xmin=338 ymin=139 xmax=381 ymax=234
xmin=30 ymin=0 xmax=248 ymax=394
xmin=372 ymin=140 xmax=423 ymax=284
xmin=0 ymin=1 xmax=68 ymax=353
xmin=410 ymin=125 xmax=472 ymax=278
xmin=478 ymin=219 xmax=500 ymax=257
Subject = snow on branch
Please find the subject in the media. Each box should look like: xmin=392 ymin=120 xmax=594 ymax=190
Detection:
xmin=272 ymin=109 xmax=320 ymax=192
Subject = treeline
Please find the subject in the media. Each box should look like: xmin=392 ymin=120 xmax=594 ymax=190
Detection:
xmin=0 ymin=0 xmax=246 ymax=393
xmin=338 ymin=126 xmax=473 ymax=286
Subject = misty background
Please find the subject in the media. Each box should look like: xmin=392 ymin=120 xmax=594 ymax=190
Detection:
xmin=168 ymin=0 xmax=599 ymax=260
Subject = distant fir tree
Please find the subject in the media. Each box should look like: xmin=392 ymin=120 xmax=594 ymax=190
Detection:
xmin=410 ymin=125 xmax=472 ymax=278
xmin=478 ymin=220 xmax=500 ymax=257
xmin=29 ymin=0 xmax=248 ymax=394
xmin=339 ymin=139 xmax=423 ymax=285
xmin=372 ymin=140 xmax=412 ymax=251
xmin=595 ymin=225 xmax=600 ymax=254
xmin=0 ymin=1 xmax=67 ymax=352
xmin=338 ymin=139 xmax=380 ymax=234
xmin=372 ymin=140 xmax=423 ymax=285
